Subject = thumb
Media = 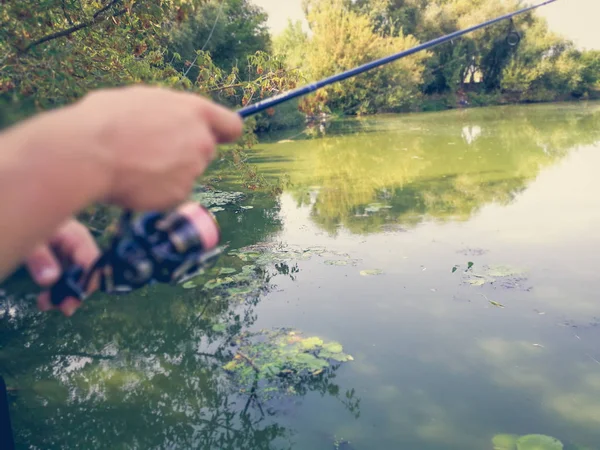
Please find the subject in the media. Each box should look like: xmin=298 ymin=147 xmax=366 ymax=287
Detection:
xmin=25 ymin=245 xmax=61 ymax=286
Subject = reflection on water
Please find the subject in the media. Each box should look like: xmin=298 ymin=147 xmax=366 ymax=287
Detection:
xmin=2 ymin=102 xmax=600 ymax=449
xmin=254 ymin=103 xmax=600 ymax=236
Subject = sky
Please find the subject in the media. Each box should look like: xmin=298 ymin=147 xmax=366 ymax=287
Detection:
xmin=251 ymin=0 xmax=599 ymax=50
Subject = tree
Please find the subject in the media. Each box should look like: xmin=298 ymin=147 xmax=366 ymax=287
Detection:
xmin=0 ymin=0 xmax=193 ymax=127
xmin=273 ymin=20 xmax=308 ymax=71
xmin=167 ymin=0 xmax=272 ymax=80
xmin=285 ymin=0 xmax=429 ymax=115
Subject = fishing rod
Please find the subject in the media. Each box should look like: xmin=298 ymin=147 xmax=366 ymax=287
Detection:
xmin=48 ymin=0 xmax=558 ymax=307
xmin=237 ymin=0 xmax=558 ymax=118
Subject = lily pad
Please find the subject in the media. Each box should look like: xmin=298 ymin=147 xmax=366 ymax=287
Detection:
xmin=486 ymin=265 xmax=526 ymax=278
xmin=463 ymin=264 xmax=528 ymax=290
xmin=360 ymin=269 xmax=383 ymax=276
xmin=322 ymin=342 xmax=344 ymax=353
xmin=192 ymin=189 xmax=245 ymax=208
xmin=492 ymin=434 xmax=518 ymax=450
xmin=516 ymin=434 xmax=563 ymax=450
xmin=469 ymin=277 xmax=487 ymax=286
xmin=222 ymin=328 xmax=353 ymax=401
xmin=218 ymin=268 xmax=237 ymax=275
xmin=204 ymin=277 xmax=236 ymax=290
xmin=299 ymin=337 xmax=324 ymax=350
xmin=325 ymin=260 xmax=349 ymax=266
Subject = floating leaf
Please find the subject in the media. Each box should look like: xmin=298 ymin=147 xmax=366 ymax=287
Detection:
xmin=360 ymin=269 xmax=383 ymax=276
xmin=204 ymin=277 xmax=235 ymax=290
xmin=486 ymin=265 xmax=526 ymax=278
xmin=182 ymin=281 xmax=197 ymax=289
xmin=218 ymin=268 xmax=237 ymax=275
xmin=489 ymin=300 xmax=505 ymax=308
xmin=192 ymin=189 xmax=245 ymax=208
xmin=463 ymin=264 xmax=529 ymax=290
xmin=467 ymin=261 xmax=474 ymax=270
xmin=212 ymin=323 xmax=227 ymax=332
xmin=516 ymin=434 xmax=563 ymax=450
xmin=325 ymin=260 xmax=349 ymax=266
xmin=294 ymin=353 xmax=329 ymax=371
xmin=492 ymin=434 xmax=518 ymax=450
xmin=322 ymin=342 xmax=343 ymax=353
xmin=221 ymin=328 xmax=353 ymax=401
xmin=241 ymin=206 xmax=254 ymax=210
xmin=299 ymin=337 xmax=324 ymax=350
xmin=452 ymin=265 xmax=458 ymax=273
xmin=223 ymin=360 xmax=239 ymax=371
xmin=469 ymin=277 xmax=487 ymax=286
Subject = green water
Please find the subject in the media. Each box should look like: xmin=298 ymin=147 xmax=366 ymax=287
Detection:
xmin=2 ymin=102 xmax=600 ymax=449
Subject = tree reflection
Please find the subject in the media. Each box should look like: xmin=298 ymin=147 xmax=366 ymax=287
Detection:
xmin=258 ymin=104 xmax=600 ymax=236
xmin=1 ymin=233 xmax=360 ymax=449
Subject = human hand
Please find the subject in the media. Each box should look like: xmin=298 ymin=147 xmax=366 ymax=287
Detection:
xmin=68 ymin=85 xmax=244 ymax=210
xmin=25 ymin=219 xmax=100 ymax=316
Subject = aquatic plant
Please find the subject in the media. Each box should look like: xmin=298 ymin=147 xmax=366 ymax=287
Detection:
xmin=222 ymin=328 xmax=353 ymax=400
xmin=492 ymin=434 xmax=518 ymax=450
xmin=191 ymin=187 xmax=247 ymax=212
xmin=516 ymin=434 xmax=563 ymax=450
xmin=492 ymin=434 xmax=563 ymax=450
xmin=463 ymin=264 xmax=529 ymax=290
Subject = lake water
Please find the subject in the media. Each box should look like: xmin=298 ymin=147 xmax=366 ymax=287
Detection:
xmin=2 ymin=102 xmax=600 ymax=450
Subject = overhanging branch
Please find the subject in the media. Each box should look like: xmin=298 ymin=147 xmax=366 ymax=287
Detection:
xmin=22 ymin=0 xmax=126 ymax=53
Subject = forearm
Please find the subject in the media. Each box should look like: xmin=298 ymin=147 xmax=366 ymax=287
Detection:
xmin=0 ymin=106 xmax=110 ymax=280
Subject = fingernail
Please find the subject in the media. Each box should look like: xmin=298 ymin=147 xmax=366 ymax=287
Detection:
xmin=35 ymin=266 xmax=59 ymax=284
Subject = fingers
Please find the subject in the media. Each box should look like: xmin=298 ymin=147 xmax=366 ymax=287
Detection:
xmin=191 ymin=95 xmax=244 ymax=144
xmin=31 ymin=220 xmax=101 ymax=317
xmin=25 ymin=245 xmax=61 ymax=286
xmin=51 ymin=220 xmax=100 ymax=274
xmin=37 ymin=292 xmax=81 ymax=317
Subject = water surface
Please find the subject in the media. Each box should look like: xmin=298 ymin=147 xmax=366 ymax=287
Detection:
xmin=2 ymin=102 xmax=600 ymax=449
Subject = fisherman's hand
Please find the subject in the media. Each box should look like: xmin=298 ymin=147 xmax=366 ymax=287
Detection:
xmin=70 ymin=85 xmax=243 ymax=210
xmin=25 ymin=219 xmax=100 ymax=316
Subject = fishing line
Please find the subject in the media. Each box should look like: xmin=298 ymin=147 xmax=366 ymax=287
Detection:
xmin=182 ymin=0 xmax=226 ymax=79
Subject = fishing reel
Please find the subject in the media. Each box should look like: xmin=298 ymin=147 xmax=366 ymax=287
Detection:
xmin=49 ymin=202 xmax=225 ymax=306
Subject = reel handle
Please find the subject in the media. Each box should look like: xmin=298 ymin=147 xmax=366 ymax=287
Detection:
xmin=49 ymin=264 xmax=87 ymax=306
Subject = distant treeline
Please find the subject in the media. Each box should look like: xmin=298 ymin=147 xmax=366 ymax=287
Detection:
xmin=1 ymin=0 xmax=599 ymax=133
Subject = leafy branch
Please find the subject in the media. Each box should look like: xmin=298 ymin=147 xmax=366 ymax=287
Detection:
xmin=22 ymin=0 xmax=126 ymax=53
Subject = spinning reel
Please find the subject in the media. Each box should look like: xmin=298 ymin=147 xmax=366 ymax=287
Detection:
xmin=49 ymin=202 xmax=224 ymax=306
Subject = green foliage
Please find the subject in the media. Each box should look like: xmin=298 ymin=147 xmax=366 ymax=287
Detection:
xmin=516 ymin=434 xmax=564 ymax=450
xmin=492 ymin=433 xmax=564 ymax=450
xmin=275 ymin=0 xmax=600 ymax=112
xmin=492 ymin=434 xmax=519 ymax=450
xmin=166 ymin=0 xmax=272 ymax=78
xmin=0 ymin=0 xmax=185 ymax=126
xmin=278 ymin=0 xmax=429 ymax=115
xmin=273 ymin=19 xmax=308 ymax=70
xmin=223 ymin=328 xmax=353 ymax=399
xmin=463 ymin=265 xmax=528 ymax=289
